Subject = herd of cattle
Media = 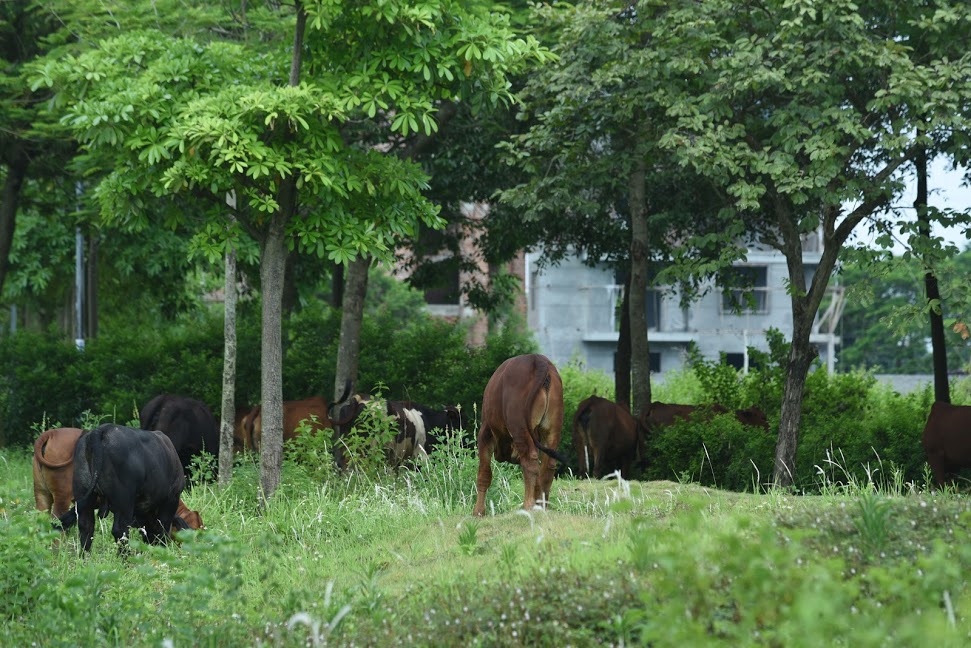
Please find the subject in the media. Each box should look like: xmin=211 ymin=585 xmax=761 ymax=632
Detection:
xmin=28 ymin=353 xmax=971 ymax=552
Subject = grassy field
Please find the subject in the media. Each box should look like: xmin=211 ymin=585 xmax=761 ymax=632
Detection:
xmin=4 ymin=437 xmax=971 ymax=647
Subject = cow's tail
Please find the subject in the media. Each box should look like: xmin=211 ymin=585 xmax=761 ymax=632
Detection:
xmin=74 ymin=427 xmax=105 ymax=503
xmin=536 ymin=442 xmax=570 ymax=465
xmin=524 ymin=357 xmax=571 ymax=467
xmin=33 ymin=430 xmax=75 ymax=470
xmin=573 ymin=400 xmax=593 ymax=433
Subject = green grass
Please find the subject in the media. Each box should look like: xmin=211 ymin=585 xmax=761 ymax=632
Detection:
xmin=5 ymin=441 xmax=971 ymax=647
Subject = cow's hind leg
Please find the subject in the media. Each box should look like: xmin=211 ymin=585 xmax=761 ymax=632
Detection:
xmin=926 ymin=451 xmax=952 ymax=490
xmin=473 ymin=427 xmax=495 ymax=517
xmin=109 ymin=493 xmax=136 ymax=553
xmin=516 ymin=432 xmax=541 ymax=511
xmin=75 ymin=495 xmax=97 ymax=555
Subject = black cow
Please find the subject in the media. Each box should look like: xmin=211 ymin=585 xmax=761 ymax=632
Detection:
xmin=70 ymin=424 xmax=185 ymax=553
xmin=139 ymin=394 xmax=219 ymax=476
xmin=328 ymin=384 xmax=462 ymax=469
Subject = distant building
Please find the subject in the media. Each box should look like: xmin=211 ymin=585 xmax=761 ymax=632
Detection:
xmin=524 ymin=232 xmax=843 ymax=377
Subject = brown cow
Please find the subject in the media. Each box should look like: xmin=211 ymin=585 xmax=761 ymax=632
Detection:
xmin=922 ymin=401 xmax=971 ymax=487
xmin=645 ymin=402 xmax=769 ymax=432
xmin=173 ymin=500 xmax=205 ymax=531
xmin=38 ymin=426 xmax=204 ymax=538
xmin=573 ymin=396 xmax=645 ymax=480
xmin=33 ymin=427 xmax=84 ymax=519
xmin=473 ymin=354 xmax=566 ymax=516
xmin=245 ymin=396 xmax=332 ymax=453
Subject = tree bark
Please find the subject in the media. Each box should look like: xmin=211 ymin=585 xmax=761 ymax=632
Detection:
xmin=331 ymin=262 xmax=344 ymax=308
xmin=914 ymin=145 xmax=950 ymax=403
xmin=258 ymin=0 xmax=305 ymax=503
xmin=258 ymin=211 xmax=287 ymax=503
xmin=334 ymin=255 xmax=370 ymax=399
xmin=771 ymin=202 xmax=841 ymax=488
xmin=628 ymin=157 xmax=651 ymax=419
xmin=615 ymin=272 xmax=632 ymax=411
xmin=219 ymin=210 xmax=239 ymax=487
xmin=85 ymin=234 xmax=99 ymax=339
xmin=0 ymin=145 xmax=29 ymax=298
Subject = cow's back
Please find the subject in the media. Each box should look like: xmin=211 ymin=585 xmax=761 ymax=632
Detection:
xmin=33 ymin=427 xmax=83 ymax=517
xmin=139 ymin=394 xmax=218 ymax=471
xmin=482 ymin=354 xmax=564 ymax=454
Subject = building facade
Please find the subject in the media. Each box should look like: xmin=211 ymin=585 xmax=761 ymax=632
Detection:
xmin=524 ymin=233 xmax=842 ymax=377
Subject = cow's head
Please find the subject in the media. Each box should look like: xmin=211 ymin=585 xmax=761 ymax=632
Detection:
xmin=328 ymin=380 xmax=370 ymax=469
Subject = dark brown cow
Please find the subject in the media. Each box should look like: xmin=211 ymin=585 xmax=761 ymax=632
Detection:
xmin=244 ymin=396 xmax=332 ymax=453
xmin=922 ymin=401 xmax=971 ymax=487
xmin=33 ymin=427 xmax=84 ymax=519
xmin=733 ymin=405 xmax=771 ymax=433
xmin=573 ymin=396 xmax=645 ymax=479
xmin=473 ymin=354 xmax=566 ymax=516
xmin=645 ymin=402 xmax=769 ymax=432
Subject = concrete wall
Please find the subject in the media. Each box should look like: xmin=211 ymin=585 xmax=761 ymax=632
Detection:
xmin=525 ymin=246 xmax=837 ymax=376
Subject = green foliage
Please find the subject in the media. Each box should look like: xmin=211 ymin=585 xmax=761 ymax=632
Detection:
xmin=643 ymin=412 xmax=777 ymax=491
xmin=336 ymin=398 xmax=400 ymax=476
xmin=0 ymin=330 xmax=90 ymax=446
xmin=283 ymin=417 xmax=338 ymax=483
xmin=853 ymin=490 xmax=893 ymax=556
xmin=837 ymin=251 xmax=971 ymax=373
xmin=457 ymin=520 xmax=479 ymax=556
xmin=558 ymin=357 xmax=614 ymax=467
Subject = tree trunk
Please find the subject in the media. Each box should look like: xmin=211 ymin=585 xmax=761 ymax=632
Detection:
xmin=258 ymin=1 xmax=305 ymax=503
xmin=219 ymin=212 xmax=239 ymax=487
xmin=282 ymin=250 xmax=299 ymax=320
xmin=914 ymin=145 xmax=950 ymax=403
xmin=628 ymin=158 xmax=651 ymax=419
xmin=85 ymin=234 xmax=99 ymax=339
xmin=258 ymin=211 xmax=287 ymax=503
xmin=334 ymin=255 xmax=370 ymax=399
xmin=0 ymin=145 xmax=29 ymax=297
xmin=615 ymin=272 xmax=632 ymax=411
xmin=331 ymin=263 xmax=344 ymax=308
xmin=772 ymin=310 xmax=815 ymax=488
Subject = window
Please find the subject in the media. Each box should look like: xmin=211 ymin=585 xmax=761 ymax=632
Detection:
xmin=614 ymin=352 xmax=661 ymax=373
xmin=722 ymin=266 xmax=768 ymax=314
xmin=646 ymin=288 xmax=660 ymax=330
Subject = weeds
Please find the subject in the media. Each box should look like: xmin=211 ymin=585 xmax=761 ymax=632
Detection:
xmin=457 ymin=520 xmax=479 ymax=556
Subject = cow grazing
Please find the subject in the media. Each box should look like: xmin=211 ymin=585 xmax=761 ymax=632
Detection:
xmin=173 ymin=500 xmax=205 ymax=532
xmin=733 ymin=405 xmax=771 ymax=433
xmin=328 ymin=388 xmax=461 ymax=469
xmin=243 ymin=396 xmax=332 ymax=454
xmin=473 ymin=354 xmax=566 ymax=516
xmin=33 ymin=427 xmax=84 ymax=519
xmin=922 ymin=401 xmax=971 ymax=487
xmin=139 ymin=394 xmax=219 ymax=476
xmin=232 ymin=404 xmax=256 ymax=453
xmin=71 ymin=424 xmax=185 ymax=553
xmin=573 ymin=396 xmax=645 ymax=480
xmin=645 ymin=401 xmax=769 ymax=432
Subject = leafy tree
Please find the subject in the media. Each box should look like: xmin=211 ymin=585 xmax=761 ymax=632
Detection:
xmin=838 ymin=249 xmax=971 ymax=373
xmin=650 ymin=0 xmax=971 ymax=486
xmin=496 ymin=1 xmax=731 ymax=417
xmin=34 ymin=0 xmax=547 ymax=499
